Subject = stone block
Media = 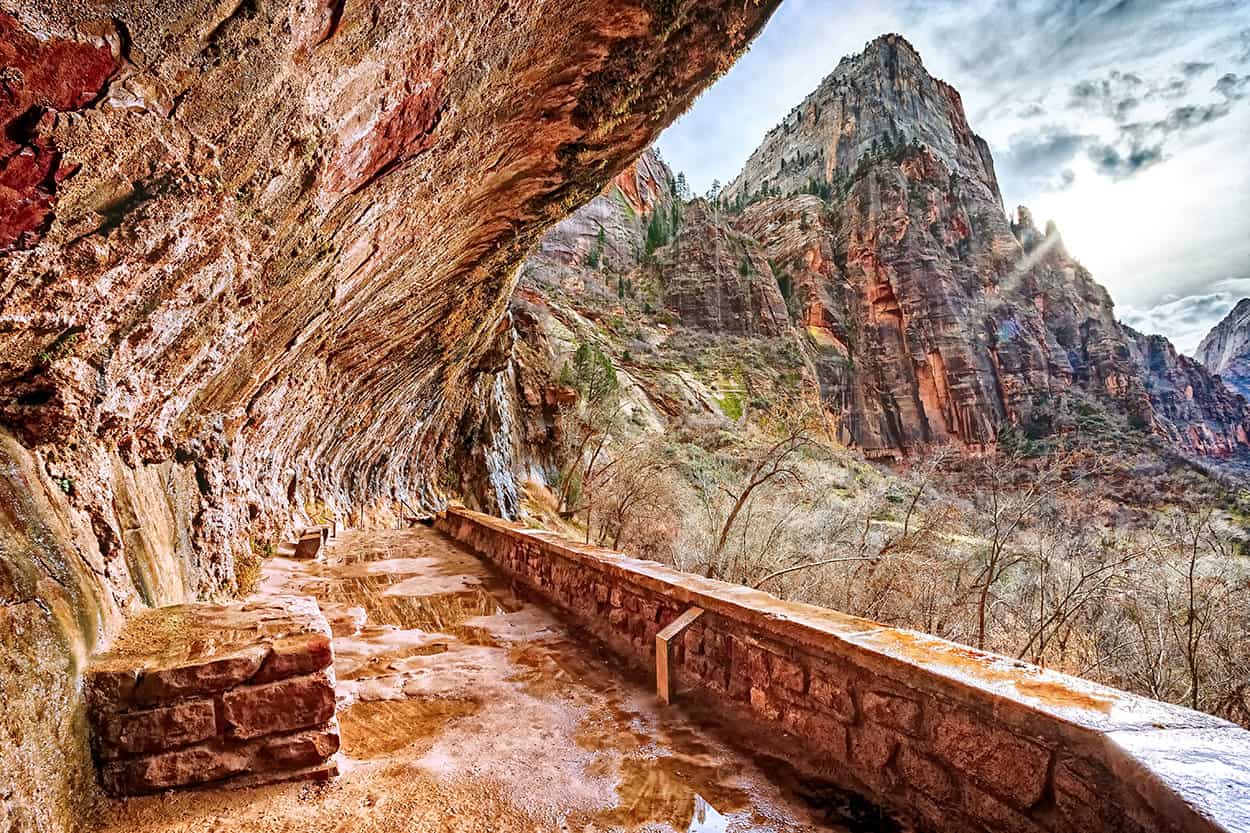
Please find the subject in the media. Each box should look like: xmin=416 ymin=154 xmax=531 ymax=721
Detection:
xmin=1053 ymin=756 xmax=1144 ymax=833
xmin=325 ymin=605 xmax=367 ymax=637
xmin=294 ymin=533 xmax=323 ymax=560
xmin=770 ymin=654 xmax=806 ymax=693
xmin=933 ymin=709 xmax=1050 ymax=809
xmin=962 ymin=784 xmax=1047 ymax=833
xmin=227 ymin=760 xmax=340 ymax=791
xmin=849 ymin=723 xmax=898 ymax=769
xmin=222 ymin=670 xmax=336 ymax=740
xmin=809 ymin=673 xmax=856 ymax=721
xmin=862 ymin=690 xmax=922 ymax=734
xmin=133 ymin=645 xmax=270 ymax=705
xmin=895 ymin=744 xmax=956 ymax=802
xmin=253 ymin=632 xmax=333 ymax=684
xmin=85 ymin=668 xmax=140 ymax=715
xmin=781 ymin=707 xmax=849 ymax=762
xmin=684 ymin=653 xmax=728 ymax=691
xmin=99 ymin=698 xmax=218 ymax=759
xmin=102 ymin=741 xmax=251 ymax=795
xmin=736 ymin=641 xmax=771 ymax=686
xmin=86 ymin=597 xmax=338 ymax=796
xmin=257 ymin=723 xmax=342 ymax=769
xmin=704 ymin=630 xmax=730 ymax=661
xmin=749 ymin=686 xmax=781 ymax=720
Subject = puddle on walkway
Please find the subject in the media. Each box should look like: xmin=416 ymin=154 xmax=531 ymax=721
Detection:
xmin=92 ymin=527 xmax=874 ymax=833
xmin=338 ymin=697 xmax=482 ymax=758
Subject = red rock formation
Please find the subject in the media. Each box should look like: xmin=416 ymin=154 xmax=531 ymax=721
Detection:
xmin=486 ymin=34 xmax=1250 ymax=470
xmin=524 ymin=147 xmax=676 ymax=292
xmin=644 ymin=199 xmax=790 ymax=336
xmin=0 ymin=12 xmax=118 ymax=249
xmin=1126 ymin=325 xmax=1250 ymax=457
xmin=721 ymin=35 xmax=1249 ymax=460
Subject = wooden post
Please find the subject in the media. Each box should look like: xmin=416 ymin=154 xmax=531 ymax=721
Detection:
xmin=656 ymin=606 xmax=704 ymax=705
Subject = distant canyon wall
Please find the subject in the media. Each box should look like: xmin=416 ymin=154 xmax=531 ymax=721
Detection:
xmin=487 ymin=35 xmax=1250 ymax=480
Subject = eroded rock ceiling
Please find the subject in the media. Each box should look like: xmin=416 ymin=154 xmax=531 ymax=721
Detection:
xmin=0 ymin=1 xmax=780 ymax=828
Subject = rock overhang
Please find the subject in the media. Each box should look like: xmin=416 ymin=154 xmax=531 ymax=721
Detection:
xmin=0 ymin=1 xmax=785 ymax=828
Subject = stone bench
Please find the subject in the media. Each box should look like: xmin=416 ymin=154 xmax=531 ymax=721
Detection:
xmin=292 ymin=522 xmax=338 ymax=560
xmin=84 ymin=596 xmax=340 ymax=796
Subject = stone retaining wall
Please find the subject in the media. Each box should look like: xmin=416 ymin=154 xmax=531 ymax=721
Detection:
xmin=436 ymin=507 xmax=1250 ymax=833
xmin=85 ymin=597 xmax=340 ymax=795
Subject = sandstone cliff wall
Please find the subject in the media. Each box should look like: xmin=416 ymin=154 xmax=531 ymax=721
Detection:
xmin=1198 ymin=298 xmax=1250 ymax=401
xmin=719 ymin=35 xmax=1250 ymax=459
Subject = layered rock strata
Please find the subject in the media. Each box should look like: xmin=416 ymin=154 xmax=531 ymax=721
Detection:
xmin=1125 ymin=326 xmax=1250 ymax=457
xmin=487 ymin=35 xmax=1250 ymax=470
xmin=719 ymin=35 xmax=1250 ymax=458
xmin=85 ymin=596 xmax=338 ymax=795
xmin=644 ymin=198 xmax=790 ymax=335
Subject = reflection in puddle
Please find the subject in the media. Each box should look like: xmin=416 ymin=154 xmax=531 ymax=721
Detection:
xmin=594 ymin=751 xmax=750 ymax=831
xmin=688 ymin=795 xmax=729 ymax=833
xmin=339 ymin=696 xmax=482 ymax=758
xmin=323 ymin=579 xmax=517 ymax=631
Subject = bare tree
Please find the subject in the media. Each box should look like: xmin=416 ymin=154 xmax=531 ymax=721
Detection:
xmin=698 ymin=425 xmax=817 ymax=580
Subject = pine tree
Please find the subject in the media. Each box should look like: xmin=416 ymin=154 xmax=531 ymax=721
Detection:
xmin=645 ymin=209 xmax=668 ymax=255
xmin=674 ymin=172 xmax=691 ymax=201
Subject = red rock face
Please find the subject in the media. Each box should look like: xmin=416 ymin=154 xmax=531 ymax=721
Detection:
xmin=1126 ymin=326 xmax=1250 ymax=458
xmin=326 ymin=60 xmax=446 ymax=196
xmin=0 ymin=13 xmax=117 ymax=249
xmin=722 ymin=35 xmax=1250 ymax=460
xmin=480 ymin=34 xmax=1249 ymax=475
xmin=645 ymin=199 xmax=790 ymax=337
xmin=0 ymin=3 xmax=783 ymax=828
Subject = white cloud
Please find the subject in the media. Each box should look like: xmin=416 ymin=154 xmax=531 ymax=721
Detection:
xmin=1120 ymin=278 xmax=1250 ymax=356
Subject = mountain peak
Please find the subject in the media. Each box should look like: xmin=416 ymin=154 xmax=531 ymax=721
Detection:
xmin=856 ymin=32 xmax=923 ymax=62
xmin=721 ymin=31 xmax=1001 ymax=209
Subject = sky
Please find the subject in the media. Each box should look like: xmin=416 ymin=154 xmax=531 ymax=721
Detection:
xmin=656 ymin=0 xmax=1250 ymax=355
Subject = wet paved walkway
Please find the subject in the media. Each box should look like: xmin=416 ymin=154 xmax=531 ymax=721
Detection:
xmin=92 ymin=527 xmax=852 ymax=833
